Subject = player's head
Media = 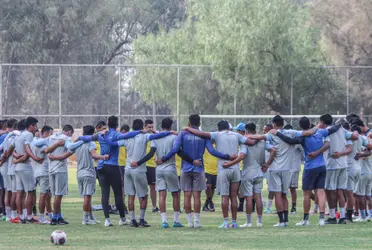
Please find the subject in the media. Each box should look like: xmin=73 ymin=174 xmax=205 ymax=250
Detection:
xmin=0 ymin=119 xmax=8 ymax=130
xmin=283 ymin=124 xmax=293 ymax=130
xmin=41 ymin=125 xmax=53 ymax=138
xmin=95 ymin=121 xmax=107 ymax=132
xmin=298 ymin=117 xmax=310 ymax=130
xmin=6 ymin=119 xmax=17 ymax=131
xmin=108 ymin=116 xmax=118 ymax=129
xmin=350 ymin=118 xmax=368 ymax=133
xmin=233 ymin=123 xmax=246 ymax=135
xmin=132 ymin=119 xmax=144 ymax=131
xmin=161 ymin=118 xmax=173 ymax=131
xmin=346 ymin=113 xmax=359 ymax=123
xmin=341 ymin=119 xmax=350 ymax=130
xmin=189 ymin=114 xmax=201 ymax=127
xmin=26 ymin=117 xmax=38 ymax=134
xmin=263 ymin=124 xmax=273 ymax=134
xmin=17 ymin=119 xmax=26 ymax=131
xmin=145 ymin=120 xmax=154 ymax=132
xmin=245 ymin=123 xmax=256 ymax=134
xmin=350 ymin=124 xmax=362 ymax=134
xmin=217 ymin=120 xmax=229 ymax=131
xmin=319 ymin=114 xmax=332 ymax=128
xmin=83 ymin=125 xmax=95 ymax=136
xmin=272 ymin=115 xmax=284 ymax=129
xmin=120 ymin=124 xmax=130 ymax=133
xmin=62 ymin=124 xmax=74 ymax=137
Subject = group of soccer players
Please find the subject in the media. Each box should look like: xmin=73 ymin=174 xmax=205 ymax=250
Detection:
xmin=0 ymin=112 xmax=371 ymax=229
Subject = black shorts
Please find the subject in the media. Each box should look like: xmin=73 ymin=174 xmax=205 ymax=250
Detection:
xmin=146 ymin=166 xmax=156 ymax=185
xmin=206 ymin=173 xmax=217 ymax=188
xmin=302 ymin=166 xmax=326 ymax=191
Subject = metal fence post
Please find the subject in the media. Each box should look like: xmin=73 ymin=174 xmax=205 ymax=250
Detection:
xmin=118 ymin=67 xmax=121 ymax=126
xmin=177 ymin=67 xmax=180 ymax=131
xmin=58 ymin=65 xmax=62 ymax=129
xmin=290 ymin=72 xmax=294 ymax=125
xmin=346 ymin=68 xmax=349 ymax=114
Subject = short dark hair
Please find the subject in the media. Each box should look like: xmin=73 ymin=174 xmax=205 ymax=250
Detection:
xmin=1 ymin=119 xmax=8 ymax=129
xmin=83 ymin=125 xmax=95 ymax=136
xmin=245 ymin=123 xmax=256 ymax=132
xmin=26 ymin=117 xmax=38 ymax=128
xmin=95 ymin=121 xmax=106 ymax=129
xmin=132 ymin=119 xmax=144 ymax=131
xmin=189 ymin=114 xmax=201 ymax=127
xmin=120 ymin=124 xmax=130 ymax=132
xmin=108 ymin=116 xmax=118 ymax=129
xmin=145 ymin=120 xmax=153 ymax=126
xmin=350 ymin=124 xmax=362 ymax=134
xmin=320 ymin=114 xmax=333 ymax=125
xmin=350 ymin=118 xmax=365 ymax=127
xmin=272 ymin=115 xmax=284 ymax=127
xmin=217 ymin=120 xmax=229 ymax=131
xmin=161 ymin=118 xmax=173 ymax=130
xmin=299 ymin=116 xmax=310 ymax=130
xmin=265 ymin=124 xmax=273 ymax=129
xmin=341 ymin=119 xmax=350 ymax=130
xmin=62 ymin=124 xmax=74 ymax=133
xmin=346 ymin=113 xmax=359 ymax=123
xmin=41 ymin=125 xmax=53 ymax=134
xmin=18 ymin=119 xmax=26 ymax=131
xmin=283 ymin=124 xmax=293 ymax=130
xmin=310 ymin=123 xmax=316 ymax=128
xmin=7 ymin=119 xmax=17 ymax=129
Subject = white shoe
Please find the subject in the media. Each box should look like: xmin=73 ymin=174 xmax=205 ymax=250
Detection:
xmin=257 ymin=222 xmax=263 ymax=228
xmin=119 ymin=218 xmax=130 ymax=226
xmin=366 ymin=216 xmax=372 ymax=222
xmin=355 ymin=217 xmax=368 ymax=222
xmin=104 ymin=220 xmax=114 ymax=227
xmin=39 ymin=219 xmax=51 ymax=225
xmin=319 ymin=218 xmax=325 ymax=226
xmin=188 ymin=222 xmax=194 ymax=228
xmin=273 ymin=222 xmax=286 ymax=227
xmin=240 ymin=223 xmax=252 ymax=228
xmin=82 ymin=220 xmax=97 ymax=225
xmin=296 ymin=220 xmax=310 ymax=226
xmin=194 ymin=221 xmax=202 ymax=228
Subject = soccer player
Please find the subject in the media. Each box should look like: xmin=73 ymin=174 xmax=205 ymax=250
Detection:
xmin=263 ymin=123 xmax=275 ymax=214
xmin=119 ymin=124 xmax=130 ymax=214
xmin=272 ymin=116 xmax=342 ymax=226
xmin=31 ymin=125 xmax=53 ymax=224
xmin=160 ymin=115 xmax=235 ymax=228
xmin=13 ymin=117 xmax=41 ymax=223
xmin=202 ymin=149 xmax=218 ymax=212
xmin=225 ymin=123 xmax=276 ymax=228
xmin=183 ymin=120 xmax=257 ymax=229
xmin=144 ymin=120 xmax=159 ymax=213
xmin=0 ymin=119 xmax=8 ymax=218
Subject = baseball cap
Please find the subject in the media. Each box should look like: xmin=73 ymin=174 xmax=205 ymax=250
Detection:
xmin=233 ymin=123 xmax=246 ymax=132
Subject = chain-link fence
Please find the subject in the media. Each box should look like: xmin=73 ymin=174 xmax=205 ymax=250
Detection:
xmin=0 ymin=64 xmax=371 ymax=131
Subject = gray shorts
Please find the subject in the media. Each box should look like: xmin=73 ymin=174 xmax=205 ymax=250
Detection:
xmin=239 ymin=177 xmax=263 ymax=197
xmin=78 ymin=176 xmax=96 ymax=196
xmin=268 ymin=170 xmax=290 ymax=194
xmin=289 ymin=172 xmax=299 ymax=188
xmin=325 ymin=168 xmax=347 ymax=191
xmin=1 ymin=168 xmax=9 ymax=189
xmin=50 ymin=172 xmax=68 ymax=196
xmin=347 ymin=171 xmax=360 ymax=192
xmin=36 ymin=176 xmax=50 ymax=194
xmin=264 ymin=171 xmax=270 ymax=186
xmin=217 ymin=168 xmax=241 ymax=196
xmin=156 ymin=170 xmax=179 ymax=193
xmin=9 ymin=175 xmax=17 ymax=192
xmin=15 ymin=170 xmax=36 ymax=192
xmin=124 ymin=171 xmax=148 ymax=198
xmin=180 ymin=171 xmax=206 ymax=192
xmin=356 ymin=174 xmax=372 ymax=196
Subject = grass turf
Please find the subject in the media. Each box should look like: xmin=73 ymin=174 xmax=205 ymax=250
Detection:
xmin=0 ymin=168 xmax=370 ymax=249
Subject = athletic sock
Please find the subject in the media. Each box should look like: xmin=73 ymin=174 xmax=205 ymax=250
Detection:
xmin=303 ymin=213 xmax=309 ymax=221
xmin=246 ymin=214 xmax=252 ymax=224
xmin=11 ymin=210 xmax=17 ymax=219
xmin=268 ymin=199 xmax=273 ymax=209
xmin=203 ymin=199 xmax=209 ymax=208
xmin=129 ymin=211 xmax=135 ymax=221
xmin=194 ymin=213 xmax=200 ymax=224
xmin=161 ymin=212 xmax=167 ymax=223
xmin=347 ymin=210 xmax=353 ymax=221
xmin=174 ymin=211 xmax=180 ymax=223
xmin=139 ymin=209 xmax=146 ymax=220
xmin=83 ymin=211 xmax=89 ymax=223
xmin=329 ymin=208 xmax=336 ymax=219
xmin=361 ymin=209 xmax=367 ymax=219
xmin=224 ymin=217 xmax=229 ymax=225
xmin=292 ymin=203 xmax=296 ymax=209
xmin=186 ymin=213 xmax=193 ymax=224
xmin=22 ymin=208 xmax=27 ymax=218
xmin=283 ymin=210 xmax=289 ymax=222
xmin=277 ymin=211 xmax=284 ymax=223
xmin=39 ymin=213 xmax=45 ymax=222
xmin=257 ymin=215 xmax=262 ymax=224
xmin=5 ymin=206 xmax=10 ymax=218
xmin=26 ymin=214 xmax=33 ymax=220
xmin=368 ymin=209 xmax=372 ymax=217
xmin=340 ymin=207 xmax=345 ymax=219
xmin=89 ymin=211 xmax=95 ymax=220
xmin=314 ymin=204 xmax=319 ymax=213
xmin=319 ymin=212 xmax=325 ymax=220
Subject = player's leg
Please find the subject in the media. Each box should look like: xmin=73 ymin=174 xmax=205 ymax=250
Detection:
xmin=98 ymin=167 xmax=112 ymax=226
xmin=192 ymin=191 xmax=201 ymax=227
xmin=109 ymin=168 xmax=127 ymax=225
xmin=336 ymin=168 xmax=348 ymax=224
xmin=181 ymin=171 xmax=193 ymax=227
xmin=290 ymin=172 xmax=299 ymax=214
xmin=38 ymin=177 xmax=50 ymax=223
xmin=167 ymin=171 xmax=182 ymax=227
xmin=54 ymin=172 xmax=68 ymax=224
xmin=135 ymin=172 xmax=150 ymax=227
xmin=203 ymin=173 xmax=212 ymax=211
xmin=281 ymin=171 xmax=290 ymax=225
xmin=354 ymin=174 xmax=368 ymax=222
xmin=239 ymin=178 xmax=251 ymax=227
xmin=159 ymin=190 xmax=167 ymax=226
xmin=325 ymin=170 xmax=338 ymax=224
xmin=345 ymin=172 xmax=356 ymax=222
xmin=147 ymin=166 xmax=158 ymax=212
xmin=229 ymin=169 xmax=240 ymax=228
xmin=45 ymin=191 xmax=52 ymax=218
xmin=123 ymin=170 xmax=136 ymax=227
xmin=23 ymin=170 xmax=36 ymax=222
xmin=9 ymin=175 xmax=18 ymax=222
xmin=254 ymin=178 xmax=264 ymax=227
xmin=192 ymin=171 xmax=205 ymax=228
xmin=218 ymin=170 xmax=230 ymax=228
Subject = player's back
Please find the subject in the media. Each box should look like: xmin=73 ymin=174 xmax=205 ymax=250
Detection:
xmin=212 ymin=131 xmax=242 ymax=170
xmin=242 ymin=140 xmax=266 ymax=179
xmin=124 ymin=133 xmax=148 ymax=172
xmin=75 ymin=142 xmax=96 ymax=178
xmin=268 ymin=129 xmax=297 ymax=172
xmin=347 ymin=136 xmax=363 ymax=173
xmin=31 ymin=138 xmax=48 ymax=177
xmin=15 ymin=130 xmax=33 ymax=171
xmin=153 ymin=134 xmax=177 ymax=171
xmin=49 ymin=132 xmax=68 ymax=174
xmin=326 ymin=128 xmax=348 ymax=168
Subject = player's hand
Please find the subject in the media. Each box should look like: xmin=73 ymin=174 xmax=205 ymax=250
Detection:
xmin=182 ymin=127 xmax=189 ymax=131
xmin=269 ymin=129 xmax=278 ymax=135
xmin=193 ymin=159 xmax=201 ymax=166
xmin=229 ymin=154 xmax=237 ymax=160
xmin=332 ymin=152 xmax=341 ymax=159
xmin=355 ymin=153 xmax=362 ymax=160
xmin=36 ymin=157 xmax=44 ymax=164
xmin=261 ymin=163 xmax=269 ymax=173
xmin=155 ymin=159 xmax=164 ymax=165
xmin=48 ymin=155 xmax=58 ymax=161
xmin=56 ymin=140 xmax=65 ymax=146
xmin=131 ymin=161 xmax=138 ymax=167
xmin=223 ymin=162 xmax=231 ymax=168
xmin=103 ymin=155 xmax=109 ymax=161
xmin=308 ymin=151 xmax=318 ymax=159
xmin=170 ymin=130 xmax=178 ymax=135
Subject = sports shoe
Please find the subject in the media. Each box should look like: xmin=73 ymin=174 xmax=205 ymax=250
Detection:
xmin=335 ymin=212 xmax=340 ymax=219
xmin=119 ymin=218 xmax=130 ymax=226
xmin=104 ymin=220 xmax=113 ymax=227
xmin=355 ymin=217 xmax=368 ymax=222
xmin=82 ymin=220 xmax=97 ymax=225
xmin=10 ymin=217 xmax=21 ymax=224
xmin=231 ymin=222 xmax=238 ymax=229
xmin=187 ymin=222 xmax=194 ymax=228
xmin=57 ymin=218 xmax=69 ymax=225
xmin=161 ymin=222 xmax=169 ymax=228
xmin=1 ymin=215 xmax=6 ymax=221
xmin=319 ymin=218 xmax=325 ymax=226
xmin=173 ymin=222 xmax=184 ymax=227
xmin=202 ymin=206 xmax=209 ymax=212
xmin=290 ymin=207 xmax=296 ymax=215
xmin=152 ymin=207 xmax=160 ymax=213
xmin=296 ymin=220 xmax=310 ymax=226
xmin=130 ymin=220 xmax=139 ymax=228
xmin=325 ymin=218 xmax=337 ymax=224
xmin=139 ymin=220 xmax=151 ymax=228
xmin=27 ymin=217 xmax=40 ymax=224
xmin=50 ymin=219 xmax=58 ymax=225
xmin=209 ymin=201 xmax=215 ymax=212
xmin=194 ymin=221 xmax=202 ymax=228
xmin=366 ymin=215 xmax=372 ymax=222
xmin=338 ymin=218 xmax=347 ymax=224
xmin=240 ymin=223 xmax=252 ymax=228
xmin=257 ymin=222 xmax=263 ymax=228
xmin=264 ymin=208 xmax=271 ymax=214
xmin=20 ymin=219 xmax=27 ymax=224
xmin=6 ymin=217 xmax=11 ymax=222
xmin=90 ymin=214 xmax=100 ymax=224
xmin=273 ymin=222 xmax=286 ymax=227
xmin=39 ymin=219 xmax=50 ymax=225
xmin=219 ymin=223 xmax=229 ymax=229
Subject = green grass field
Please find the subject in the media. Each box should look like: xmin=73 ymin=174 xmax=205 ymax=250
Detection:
xmin=0 ymin=168 xmax=371 ymax=250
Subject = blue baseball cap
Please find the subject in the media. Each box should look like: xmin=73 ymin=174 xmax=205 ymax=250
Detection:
xmin=233 ymin=123 xmax=246 ymax=132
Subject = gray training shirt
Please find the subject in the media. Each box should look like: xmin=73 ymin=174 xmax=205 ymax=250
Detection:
xmin=14 ymin=130 xmax=34 ymax=172
xmin=47 ymin=132 xmax=72 ymax=174
xmin=31 ymin=137 xmax=49 ymax=178
xmin=325 ymin=127 xmax=352 ymax=170
xmin=75 ymin=142 xmax=96 ymax=179
xmin=152 ymin=134 xmax=178 ymax=172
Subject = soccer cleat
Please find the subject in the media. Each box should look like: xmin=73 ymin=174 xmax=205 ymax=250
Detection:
xmin=130 ymin=220 xmax=139 ymax=228
xmin=187 ymin=222 xmax=194 ymax=228
xmin=27 ymin=217 xmax=40 ymax=224
xmin=202 ymin=206 xmax=209 ymax=212
xmin=6 ymin=217 xmax=11 ymax=222
xmin=290 ymin=207 xmax=296 ymax=215
xmin=319 ymin=218 xmax=325 ymax=226
xmin=366 ymin=215 xmax=372 ymax=222
xmin=20 ymin=219 xmax=27 ymax=224
xmin=10 ymin=217 xmax=21 ymax=224
xmin=139 ymin=220 xmax=151 ymax=228
xmin=335 ymin=212 xmax=340 ymax=220
xmin=273 ymin=222 xmax=286 ymax=227
xmin=50 ymin=219 xmax=58 ymax=225
xmin=355 ymin=217 xmax=368 ymax=223
xmin=257 ymin=222 xmax=263 ymax=228
xmin=231 ymin=223 xmax=239 ymax=229
xmin=57 ymin=218 xmax=69 ymax=225
xmin=324 ymin=218 xmax=337 ymax=224
xmin=82 ymin=220 xmax=97 ymax=225
xmin=173 ymin=222 xmax=184 ymax=228
xmin=219 ymin=223 xmax=229 ymax=229
xmin=39 ymin=219 xmax=51 ymax=225
xmin=104 ymin=220 xmax=113 ymax=227
xmin=296 ymin=220 xmax=310 ymax=226
xmin=264 ymin=208 xmax=271 ymax=214
xmin=240 ymin=223 xmax=252 ymax=228
xmin=161 ymin=222 xmax=169 ymax=228
xmin=194 ymin=221 xmax=202 ymax=228
xmin=152 ymin=207 xmax=160 ymax=213
xmin=337 ymin=218 xmax=347 ymax=224
xmin=119 ymin=218 xmax=130 ymax=226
